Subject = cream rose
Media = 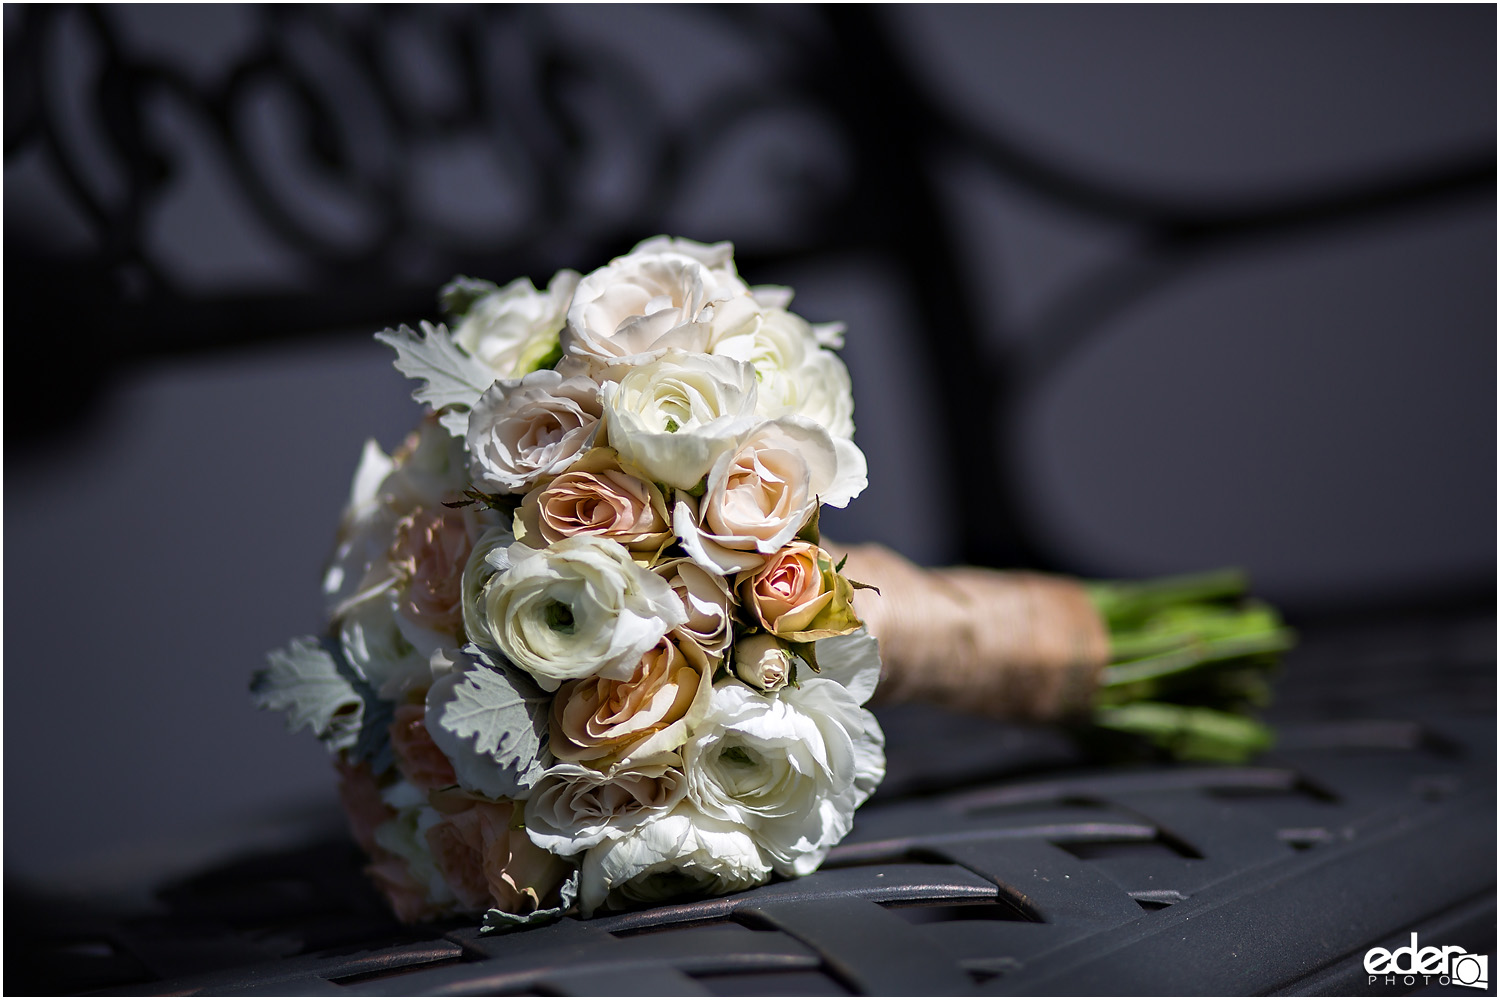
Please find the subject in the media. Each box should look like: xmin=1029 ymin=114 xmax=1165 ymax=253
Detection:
xmin=683 ymin=677 xmax=885 ymax=876
xmin=578 ymin=804 xmax=771 ymax=917
xmin=599 ymin=351 xmax=759 ymax=490
xmin=550 ymin=635 xmax=711 ymax=764
xmin=525 ymin=754 xmax=688 ymax=856
xmin=452 ymin=270 xmax=579 ymax=379
xmin=466 ymin=369 xmax=602 ymax=494
xmin=674 ymin=417 xmax=868 ymax=575
xmin=478 ymin=536 xmax=686 ymax=689
xmin=657 ymin=557 xmax=735 ymax=657
xmin=562 ymin=236 xmax=760 ymax=366
xmin=514 ymin=448 xmax=669 ymax=553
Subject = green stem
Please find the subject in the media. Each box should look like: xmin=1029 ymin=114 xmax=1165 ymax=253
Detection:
xmin=1101 ymin=628 xmax=1295 ymax=687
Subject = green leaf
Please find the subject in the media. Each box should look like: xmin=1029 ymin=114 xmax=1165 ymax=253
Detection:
xmin=252 ymin=637 xmax=363 ymax=751
xmin=794 ymin=505 xmax=821 ymax=545
xmin=374 ymin=322 xmax=497 ymax=436
xmin=439 ymin=276 xmax=500 ymax=318
xmin=428 ymin=648 xmax=552 ymax=799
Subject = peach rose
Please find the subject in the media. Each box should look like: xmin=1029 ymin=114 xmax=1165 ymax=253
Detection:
xmin=741 ymin=541 xmax=862 ymax=642
xmin=551 ymin=636 xmax=710 ymax=764
xmin=389 ymin=704 xmax=459 ymax=792
xmin=515 ymin=449 xmax=669 ymax=552
xmin=425 ymin=800 xmax=572 ymax=914
xmin=744 ymin=541 xmax=833 ymax=633
xmin=389 ymin=507 xmax=479 ymax=634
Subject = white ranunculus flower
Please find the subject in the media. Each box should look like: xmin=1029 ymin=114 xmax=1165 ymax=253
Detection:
xmin=710 ymin=308 xmax=855 ymax=440
xmin=479 ymin=536 xmax=686 ymax=690
xmin=683 ymin=677 xmax=885 ymax=877
xmin=674 ymin=417 xmax=868 ymax=575
xmin=452 ymin=270 xmax=579 ymax=379
xmin=562 ymin=236 xmax=761 ymax=366
xmin=466 ymin=369 xmax=602 ymax=494
xmin=786 ymin=348 xmax=856 ymax=440
xmin=600 ymin=351 xmax=759 ymax=489
xmin=460 ymin=525 xmax=516 ymax=650
xmin=339 ymin=592 xmax=432 ymax=699
xmin=578 ymin=804 xmax=771 ymax=917
xmin=525 ymin=754 xmax=688 ymax=856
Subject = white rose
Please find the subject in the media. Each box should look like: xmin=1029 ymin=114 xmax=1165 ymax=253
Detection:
xmin=683 ymin=677 xmax=885 ymax=876
xmin=466 ymin=369 xmax=602 ymax=494
xmin=578 ymin=804 xmax=771 ymax=917
xmin=477 ymin=536 xmax=686 ymax=690
xmin=525 ymin=754 xmax=688 ymax=856
xmin=562 ymin=236 xmax=760 ymax=366
xmin=673 ymin=417 xmax=868 ymax=575
xmin=452 ymin=270 xmax=579 ymax=379
xmin=600 ymin=351 xmax=759 ymax=489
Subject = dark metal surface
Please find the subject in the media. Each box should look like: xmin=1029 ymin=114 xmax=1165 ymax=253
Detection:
xmin=9 ymin=612 xmax=1493 ymax=996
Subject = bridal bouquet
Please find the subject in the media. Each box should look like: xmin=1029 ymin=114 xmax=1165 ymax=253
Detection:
xmin=255 ymin=236 xmax=1291 ymax=930
xmin=254 ymin=237 xmax=885 ymax=928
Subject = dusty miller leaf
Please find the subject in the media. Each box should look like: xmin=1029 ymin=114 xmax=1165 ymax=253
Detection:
xmin=481 ymin=868 xmax=580 ymax=933
xmin=374 ymin=322 xmax=496 ymax=433
xmin=429 ymin=647 xmax=551 ymax=799
xmin=252 ymin=636 xmax=363 ymax=751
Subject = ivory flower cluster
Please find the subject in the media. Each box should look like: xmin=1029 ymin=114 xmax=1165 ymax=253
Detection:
xmin=255 ymin=237 xmax=885 ymax=927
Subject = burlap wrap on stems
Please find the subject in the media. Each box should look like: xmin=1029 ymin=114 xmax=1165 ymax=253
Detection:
xmin=825 ymin=541 xmax=1111 ymax=722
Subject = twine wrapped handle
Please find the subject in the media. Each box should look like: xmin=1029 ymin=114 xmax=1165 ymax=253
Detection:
xmin=825 ymin=542 xmax=1110 ymax=722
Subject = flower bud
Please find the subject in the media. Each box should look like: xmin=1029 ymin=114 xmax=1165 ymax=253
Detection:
xmin=734 ymin=634 xmax=791 ymax=692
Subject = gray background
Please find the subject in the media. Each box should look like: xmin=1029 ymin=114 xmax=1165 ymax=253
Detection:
xmin=5 ymin=5 xmax=1494 ymax=888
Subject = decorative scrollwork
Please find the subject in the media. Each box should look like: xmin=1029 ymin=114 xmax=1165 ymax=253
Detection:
xmin=6 ymin=4 xmax=1492 ymax=569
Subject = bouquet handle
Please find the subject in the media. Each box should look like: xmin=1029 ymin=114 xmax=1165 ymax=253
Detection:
xmin=825 ymin=542 xmax=1110 ymax=722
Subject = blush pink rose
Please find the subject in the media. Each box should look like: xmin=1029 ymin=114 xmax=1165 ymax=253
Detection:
xmin=389 ymin=508 xmax=478 ymax=633
xmin=425 ymin=800 xmax=571 ymax=914
xmin=389 ymin=704 xmax=458 ymax=792
xmin=743 ymin=541 xmax=836 ymax=635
